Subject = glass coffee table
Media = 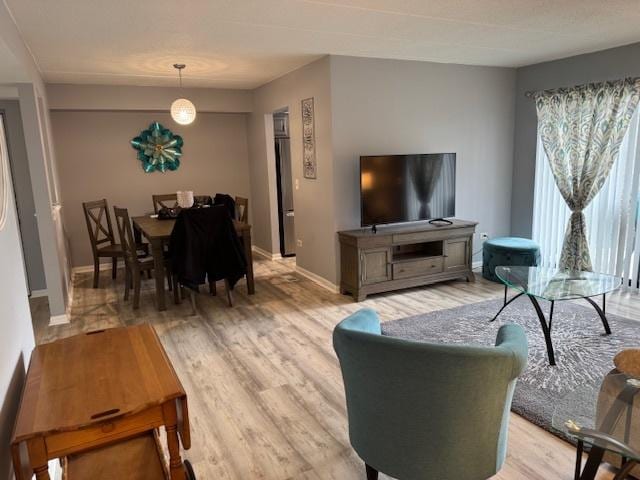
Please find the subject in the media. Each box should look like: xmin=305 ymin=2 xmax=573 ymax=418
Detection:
xmin=493 ymin=266 xmax=622 ymax=365
xmin=553 ymin=372 xmax=640 ymax=480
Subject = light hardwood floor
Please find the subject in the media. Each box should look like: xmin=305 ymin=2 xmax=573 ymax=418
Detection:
xmin=30 ymin=256 xmax=634 ymax=480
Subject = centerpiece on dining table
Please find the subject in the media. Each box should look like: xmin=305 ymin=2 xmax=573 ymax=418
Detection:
xmin=157 ymin=191 xmax=213 ymax=219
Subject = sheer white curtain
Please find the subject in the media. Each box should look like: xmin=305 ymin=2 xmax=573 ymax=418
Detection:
xmin=533 ymin=107 xmax=640 ymax=285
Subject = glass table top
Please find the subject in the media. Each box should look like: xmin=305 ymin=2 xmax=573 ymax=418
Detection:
xmin=552 ymin=373 xmax=640 ymax=462
xmin=495 ymin=266 xmax=622 ymax=301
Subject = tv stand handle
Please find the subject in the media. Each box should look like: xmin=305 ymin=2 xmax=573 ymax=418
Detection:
xmin=428 ymin=218 xmax=453 ymax=226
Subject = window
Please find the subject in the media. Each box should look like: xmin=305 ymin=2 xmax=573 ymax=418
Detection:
xmin=532 ymin=107 xmax=640 ymax=286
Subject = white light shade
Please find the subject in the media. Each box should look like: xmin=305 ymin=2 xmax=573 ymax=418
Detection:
xmin=171 ymin=98 xmax=197 ymax=125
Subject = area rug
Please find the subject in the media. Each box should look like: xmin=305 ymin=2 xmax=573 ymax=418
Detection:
xmin=382 ymin=296 xmax=640 ymax=438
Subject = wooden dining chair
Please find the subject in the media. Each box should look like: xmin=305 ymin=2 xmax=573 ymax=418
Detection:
xmin=235 ymin=196 xmax=248 ymax=224
xmin=208 ymin=279 xmax=234 ymax=307
xmin=152 ymin=193 xmax=178 ymax=214
xmin=114 ymin=206 xmax=174 ymax=309
xmin=175 ymin=278 xmax=233 ymax=315
xmin=83 ymin=199 xmax=150 ymax=288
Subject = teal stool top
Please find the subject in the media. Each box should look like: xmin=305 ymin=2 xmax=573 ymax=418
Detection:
xmin=483 ymin=237 xmax=540 ymax=283
xmin=484 ymin=237 xmax=539 ymax=252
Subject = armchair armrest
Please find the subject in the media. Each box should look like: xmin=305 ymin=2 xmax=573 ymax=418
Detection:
xmin=335 ymin=308 xmax=382 ymax=335
xmin=495 ymin=324 xmax=528 ymax=379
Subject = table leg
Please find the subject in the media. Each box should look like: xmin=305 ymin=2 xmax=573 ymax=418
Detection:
xmin=583 ymin=294 xmax=612 ymax=334
xmin=151 ymin=240 xmax=166 ymax=311
xmin=12 ymin=442 xmax=30 ymax=480
xmin=614 ymin=459 xmax=638 ymax=479
xmin=574 ymin=440 xmax=583 ymax=480
xmin=27 ymin=438 xmax=50 ymax=480
xmin=490 ymin=288 xmax=524 ymax=322
xmin=579 ymin=446 xmax=605 ymax=480
xmin=243 ymin=229 xmax=255 ymax=295
xmin=528 ymin=295 xmax=556 ymax=366
xmin=133 ymin=222 xmax=142 ymax=244
xmin=163 ymin=402 xmax=187 ymax=480
xmin=575 ymin=444 xmax=637 ymax=480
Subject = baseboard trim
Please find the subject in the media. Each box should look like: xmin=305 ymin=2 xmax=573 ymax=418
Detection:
xmin=252 ymin=245 xmax=282 ymax=261
xmin=472 ymin=260 xmax=482 ymax=270
xmin=30 ymin=289 xmax=48 ymax=298
xmin=295 ymin=265 xmax=339 ymax=293
xmin=49 ymin=313 xmax=70 ymax=326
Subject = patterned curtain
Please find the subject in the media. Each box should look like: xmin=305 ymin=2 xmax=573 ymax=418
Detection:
xmin=533 ymin=78 xmax=640 ymax=271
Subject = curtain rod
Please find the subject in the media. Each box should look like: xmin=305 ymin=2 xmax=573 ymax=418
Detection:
xmin=524 ymin=76 xmax=640 ymax=99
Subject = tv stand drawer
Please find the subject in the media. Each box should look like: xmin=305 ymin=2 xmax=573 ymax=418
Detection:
xmin=393 ymin=257 xmax=443 ymax=279
xmin=393 ymin=227 xmax=475 ymax=245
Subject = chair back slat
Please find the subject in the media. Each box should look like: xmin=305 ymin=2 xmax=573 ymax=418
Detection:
xmin=83 ymin=199 xmax=116 ymax=251
xmin=113 ymin=206 xmax=138 ymax=267
xmin=152 ymin=194 xmax=178 ymax=214
xmin=235 ymin=196 xmax=248 ymax=224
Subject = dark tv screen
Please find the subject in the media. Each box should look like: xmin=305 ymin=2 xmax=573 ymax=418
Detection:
xmin=360 ymin=153 xmax=456 ymax=227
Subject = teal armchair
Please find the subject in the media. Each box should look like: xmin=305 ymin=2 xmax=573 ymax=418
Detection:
xmin=333 ymin=308 xmax=528 ymax=480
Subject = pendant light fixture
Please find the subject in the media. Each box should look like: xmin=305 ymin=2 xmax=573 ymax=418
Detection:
xmin=170 ymin=64 xmax=196 ymax=125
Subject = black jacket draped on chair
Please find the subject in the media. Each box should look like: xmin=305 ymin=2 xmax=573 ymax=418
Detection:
xmin=170 ymin=206 xmax=247 ymax=290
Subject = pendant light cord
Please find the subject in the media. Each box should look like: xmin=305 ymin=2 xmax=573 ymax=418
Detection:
xmin=174 ymin=63 xmax=186 ymax=89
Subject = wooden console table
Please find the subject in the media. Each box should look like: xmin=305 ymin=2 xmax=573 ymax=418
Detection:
xmin=11 ymin=324 xmax=192 ymax=480
xmin=338 ymin=219 xmax=477 ymax=301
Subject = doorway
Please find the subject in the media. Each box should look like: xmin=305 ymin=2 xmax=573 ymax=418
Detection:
xmin=273 ymin=108 xmax=295 ymax=257
xmin=0 ymin=110 xmax=33 ymax=295
xmin=0 ymin=102 xmax=47 ymax=297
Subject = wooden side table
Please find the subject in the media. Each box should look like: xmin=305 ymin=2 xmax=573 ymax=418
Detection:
xmin=11 ymin=324 xmax=193 ymax=480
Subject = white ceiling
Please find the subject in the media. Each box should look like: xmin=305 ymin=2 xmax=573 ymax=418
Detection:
xmin=6 ymin=0 xmax=640 ymax=89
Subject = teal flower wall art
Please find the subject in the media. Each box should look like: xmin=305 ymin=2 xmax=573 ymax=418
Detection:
xmin=131 ymin=122 xmax=183 ymax=172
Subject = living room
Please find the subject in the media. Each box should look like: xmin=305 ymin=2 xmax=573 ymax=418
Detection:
xmin=1 ymin=1 xmax=640 ymax=479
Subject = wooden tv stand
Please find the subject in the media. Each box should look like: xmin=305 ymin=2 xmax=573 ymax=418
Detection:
xmin=338 ymin=219 xmax=477 ymax=301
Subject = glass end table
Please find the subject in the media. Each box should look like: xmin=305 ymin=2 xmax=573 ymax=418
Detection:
xmin=493 ymin=266 xmax=622 ymax=365
xmin=552 ymin=372 xmax=640 ymax=480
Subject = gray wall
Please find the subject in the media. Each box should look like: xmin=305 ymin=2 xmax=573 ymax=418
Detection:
xmin=248 ymin=57 xmax=336 ymax=282
xmin=511 ymin=42 xmax=640 ymax=237
xmin=0 ymin=99 xmax=46 ymax=291
xmin=248 ymin=55 xmax=516 ymax=285
xmin=0 ymin=126 xmax=34 ymax=479
xmin=2 ymin=2 xmax=74 ymax=317
xmin=330 ymin=56 xmax=517 ymax=275
xmin=51 ymin=110 xmax=251 ymax=267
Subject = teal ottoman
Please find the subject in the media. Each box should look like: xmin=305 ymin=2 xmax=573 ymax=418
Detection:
xmin=482 ymin=237 xmax=540 ymax=282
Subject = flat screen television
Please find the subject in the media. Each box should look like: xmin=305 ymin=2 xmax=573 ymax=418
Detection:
xmin=360 ymin=153 xmax=456 ymax=227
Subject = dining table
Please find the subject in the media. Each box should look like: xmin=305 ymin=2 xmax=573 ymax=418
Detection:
xmin=132 ymin=215 xmax=255 ymax=311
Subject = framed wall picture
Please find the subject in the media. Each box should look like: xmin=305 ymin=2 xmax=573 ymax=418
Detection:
xmin=301 ymin=97 xmax=316 ymax=179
